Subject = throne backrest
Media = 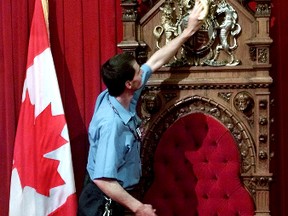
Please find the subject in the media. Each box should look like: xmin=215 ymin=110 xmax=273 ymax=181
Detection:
xmin=143 ymin=112 xmax=255 ymax=216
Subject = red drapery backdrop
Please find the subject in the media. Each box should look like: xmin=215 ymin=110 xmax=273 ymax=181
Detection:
xmin=0 ymin=0 xmax=287 ymax=215
xmin=270 ymin=0 xmax=288 ymax=215
xmin=0 ymin=0 xmax=122 ymax=215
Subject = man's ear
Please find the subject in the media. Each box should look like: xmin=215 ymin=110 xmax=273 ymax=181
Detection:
xmin=125 ymin=80 xmax=132 ymax=89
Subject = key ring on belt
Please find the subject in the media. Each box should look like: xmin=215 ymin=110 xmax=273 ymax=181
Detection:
xmin=103 ymin=196 xmax=112 ymax=216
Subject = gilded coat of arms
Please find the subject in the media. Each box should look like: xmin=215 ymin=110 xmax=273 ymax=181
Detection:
xmin=153 ymin=0 xmax=241 ymax=66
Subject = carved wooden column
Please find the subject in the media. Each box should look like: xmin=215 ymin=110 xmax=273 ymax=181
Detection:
xmin=118 ymin=0 xmax=140 ymax=57
xmin=247 ymin=0 xmax=272 ymax=66
xmin=246 ymin=1 xmax=273 ymax=215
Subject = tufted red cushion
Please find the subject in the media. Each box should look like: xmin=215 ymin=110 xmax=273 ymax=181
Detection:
xmin=143 ymin=112 xmax=255 ymax=216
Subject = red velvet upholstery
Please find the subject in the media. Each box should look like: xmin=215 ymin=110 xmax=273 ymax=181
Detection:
xmin=143 ymin=112 xmax=255 ymax=216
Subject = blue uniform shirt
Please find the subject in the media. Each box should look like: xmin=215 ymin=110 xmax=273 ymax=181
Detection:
xmin=87 ymin=64 xmax=152 ymax=189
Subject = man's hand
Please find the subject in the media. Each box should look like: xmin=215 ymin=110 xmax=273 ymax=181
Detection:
xmin=135 ymin=204 xmax=157 ymax=216
xmin=198 ymin=0 xmax=210 ymax=20
xmin=185 ymin=0 xmax=205 ymax=36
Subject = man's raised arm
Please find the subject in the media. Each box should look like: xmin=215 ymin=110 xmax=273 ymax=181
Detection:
xmin=146 ymin=0 xmax=205 ymax=72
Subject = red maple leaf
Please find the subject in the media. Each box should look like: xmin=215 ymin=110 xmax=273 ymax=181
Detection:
xmin=13 ymin=90 xmax=67 ymax=196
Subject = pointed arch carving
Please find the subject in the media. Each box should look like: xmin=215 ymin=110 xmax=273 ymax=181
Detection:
xmin=140 ymin=95 xmax=257 ymax=195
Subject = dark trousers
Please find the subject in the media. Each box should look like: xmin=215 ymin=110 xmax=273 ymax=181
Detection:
xmin=77 ymin=177 xmax=125 ymax=216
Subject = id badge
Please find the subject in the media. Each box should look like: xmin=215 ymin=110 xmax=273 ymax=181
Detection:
xmin=135 ymin=127 xmax=142 ymax=141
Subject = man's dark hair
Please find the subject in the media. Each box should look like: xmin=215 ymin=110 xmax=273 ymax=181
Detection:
xmin=101 ymin=53 xmax=136 ymax=97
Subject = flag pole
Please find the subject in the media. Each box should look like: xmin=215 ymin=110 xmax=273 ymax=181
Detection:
xmin=41 ymin=0 xmax=50 ymax=39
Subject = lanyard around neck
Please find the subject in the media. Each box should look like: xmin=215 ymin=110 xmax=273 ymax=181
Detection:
xmin=107 ymin=96 xmax=141 ymax=141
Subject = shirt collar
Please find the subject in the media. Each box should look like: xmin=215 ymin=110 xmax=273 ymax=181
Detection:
xmin=108 ymin=95 xmax=134 ymax=124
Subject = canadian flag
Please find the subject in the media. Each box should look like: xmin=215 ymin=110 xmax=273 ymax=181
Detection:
xmin=9 ymin=0 xmax=78 ymax=215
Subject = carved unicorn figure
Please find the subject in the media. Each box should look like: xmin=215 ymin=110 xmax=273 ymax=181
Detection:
xmin=212 ymin=0 xmax=241 ymax=66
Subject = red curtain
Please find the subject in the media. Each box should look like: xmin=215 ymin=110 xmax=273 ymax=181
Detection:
xmin=0 ymin=0 xmax=122 ymax=215
xmin=1 ymin=0 xmax=288 ymax=215
xmin=270 ymin=0 xmax=288 ymax=215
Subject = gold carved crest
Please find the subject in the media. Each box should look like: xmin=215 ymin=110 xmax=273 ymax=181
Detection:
xmin=153 ymin=0 xmax=242 ymax=66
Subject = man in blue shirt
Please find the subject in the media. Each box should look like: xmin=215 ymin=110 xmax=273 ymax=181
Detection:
xmin=78 ymin=1 xmax=204 ymax=215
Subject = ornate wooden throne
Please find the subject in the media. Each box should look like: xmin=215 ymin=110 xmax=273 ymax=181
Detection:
xmin=118 ymin=0 xmax=273 ymax=215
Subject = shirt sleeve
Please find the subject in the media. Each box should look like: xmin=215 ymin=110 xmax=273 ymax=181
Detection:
xmin=130 ymin=64 xmax=152 ymax=111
